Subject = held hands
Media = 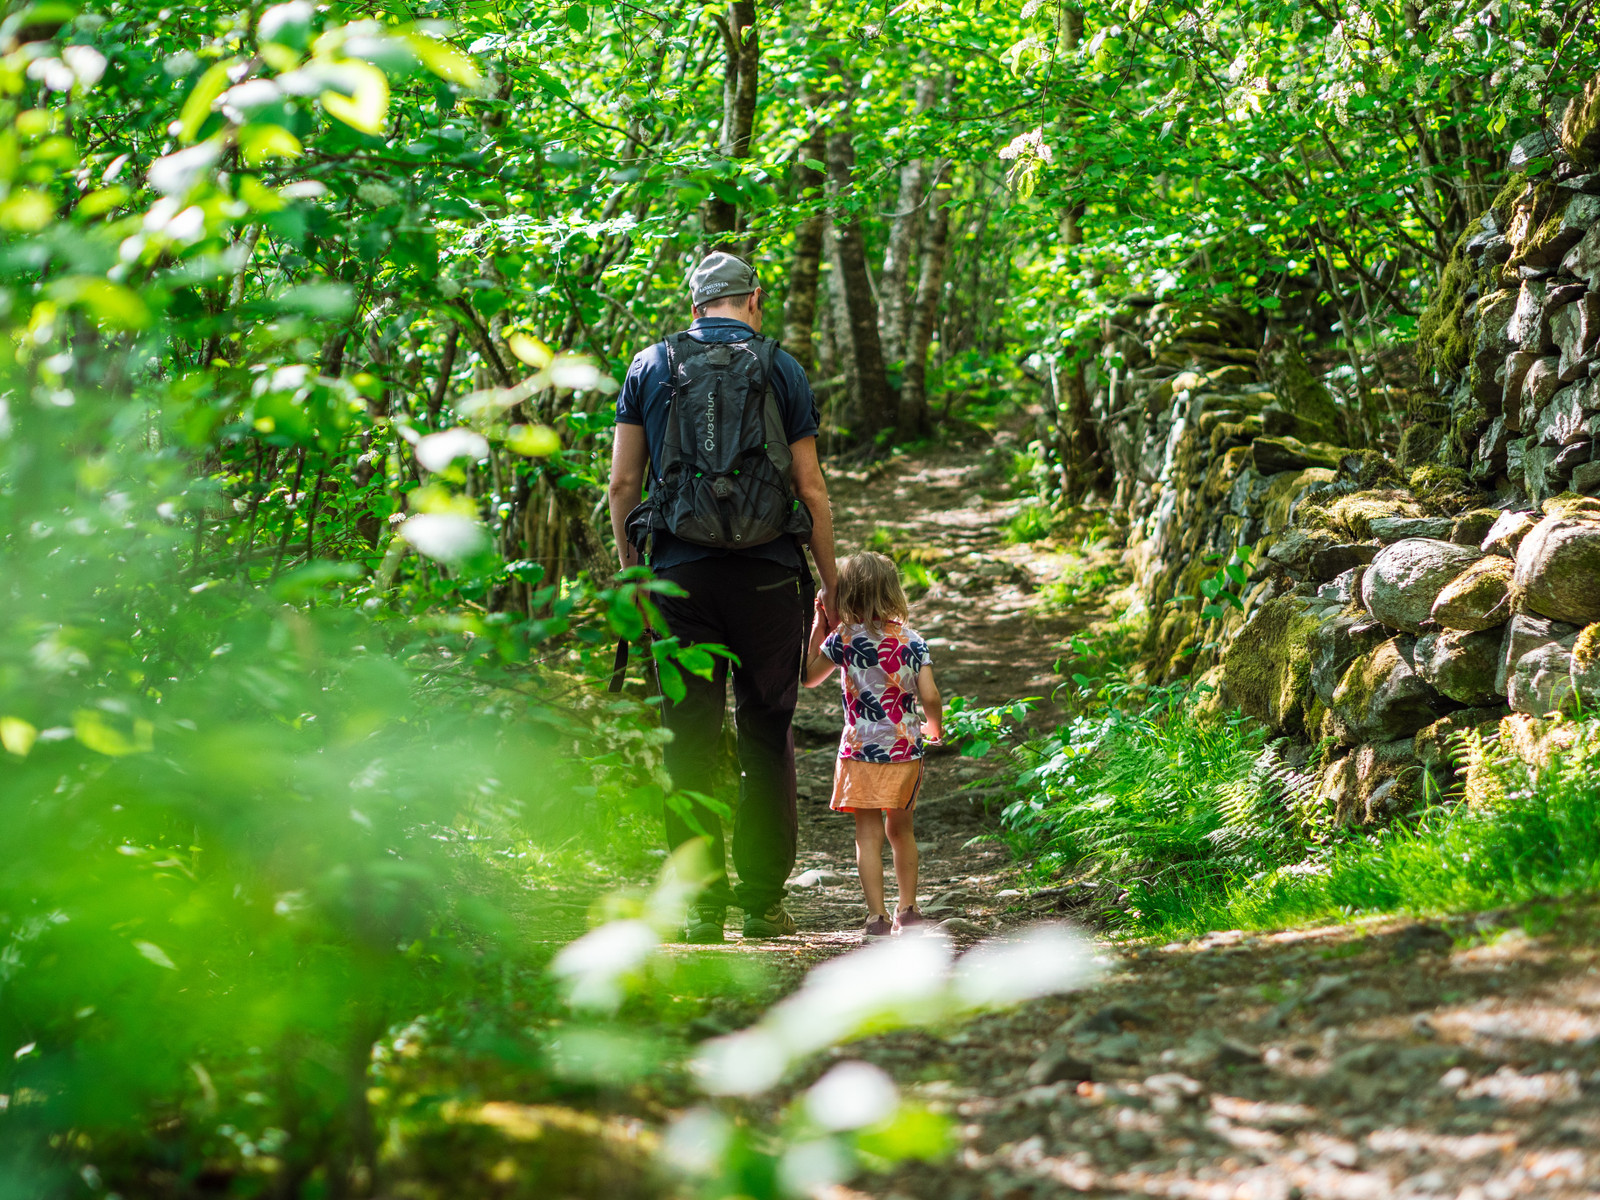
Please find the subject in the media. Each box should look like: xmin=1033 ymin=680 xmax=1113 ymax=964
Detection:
xmin=810 ymin=593 xmax=837 ymax=650
xmin=817 ymin=583 xmax=839 ymax=628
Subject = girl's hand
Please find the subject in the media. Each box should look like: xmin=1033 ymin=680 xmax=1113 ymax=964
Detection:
xmin=808 ymin=596 xmax=830 ymax=651
xmin=921 ymin=720 xmax=942 ymax=744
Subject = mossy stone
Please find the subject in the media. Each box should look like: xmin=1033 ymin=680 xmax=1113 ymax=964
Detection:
xmin=1220 ymin=596 xmax=1323 ymax=737
xmin=1396 ymin=423 xmax=1445 ymax=470
xmin=1406 ymin=463 xmax=1477 ymax=515
xmin=1514 ymin=515 xmax=1600 ymax=625
xmin=1560 ymin=72 xmax=1600 ymax=166
xmin=1431 ymin=556 xmax=1515 ymax=631
xmin=1264 ymin=467 xmax=1337 ymax=533
xmin=1307 ymin=489 xmax=1424 ymax=541
xmin=1330 ymin=636 xmax=1442 ymax=743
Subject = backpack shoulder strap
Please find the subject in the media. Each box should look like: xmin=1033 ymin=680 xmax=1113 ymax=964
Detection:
xmin=750 ymin=335 xmax=794 ymax=477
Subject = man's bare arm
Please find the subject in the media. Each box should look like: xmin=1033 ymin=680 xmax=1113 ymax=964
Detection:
xmin=607 ymin=422 xmax=649 ymax=571
xmin=790 ymin=436 xmax=838 ymax=621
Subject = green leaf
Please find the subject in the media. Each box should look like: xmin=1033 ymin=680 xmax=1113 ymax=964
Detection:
xmin=675 ymin=644 xmax=718 ymax=680
xmin=239 ymin=123 xmax=303 ymax=166
xmin=321 ymin=59 xmax=389 ymax=135
xmin=408 ymin=33 xmax=482 ymax=87
xmin=656 ymin=659 xmax=685 ymax=704
xmin=46 ymin=277 xmax=151 ymax=330
xmin=179 ymin=60 xmax=234 ymax=144
xmin=134 ymin=940 xmax=178 ymax=970
xmin=1 ymin=716 xmax=37 ymax=758
xmin=566 ymin=3 xmax=589 ymax=31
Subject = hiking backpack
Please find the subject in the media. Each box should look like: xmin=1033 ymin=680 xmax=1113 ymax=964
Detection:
xmin=626 ymin=332 xmax=814 ymax=553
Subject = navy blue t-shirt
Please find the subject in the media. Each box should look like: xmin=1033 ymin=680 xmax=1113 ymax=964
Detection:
xmin=616 ymin=318 xmax=820 ymax=572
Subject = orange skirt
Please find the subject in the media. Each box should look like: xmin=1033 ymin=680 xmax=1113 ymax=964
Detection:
xmin=830 ymin=758 xmax=924 ymax=813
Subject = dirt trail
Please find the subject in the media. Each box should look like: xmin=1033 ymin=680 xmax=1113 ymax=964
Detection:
xmin=739 ymin=438 xmax=1099 ymax=959
xmin=725 ymin=444 xmax=1600 ymax=1200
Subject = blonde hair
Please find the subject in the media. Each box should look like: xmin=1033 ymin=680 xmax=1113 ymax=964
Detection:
xmin=836 ymin=551 xmax=910 ymax=627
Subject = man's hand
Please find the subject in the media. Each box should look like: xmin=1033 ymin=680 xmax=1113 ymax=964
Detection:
xmin=920 ymin=720 xmax=943 ymax=744
xmin=817 ymin=583 xmax=839 ymax=628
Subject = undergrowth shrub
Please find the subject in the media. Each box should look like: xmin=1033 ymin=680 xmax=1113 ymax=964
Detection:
xmin=1002 ymin=687 xmax=1309 ymax=932
xmin=1003 ymin=679 xmax=1600 ymax=937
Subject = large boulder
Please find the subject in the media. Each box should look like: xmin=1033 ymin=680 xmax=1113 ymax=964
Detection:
xmin=1330 ymin=636 xmax=1443 ymax=743
xmin=1415 ymin=628 xmax=1505 ymax=706
xmin=1360 ymin=539 xmax=1483 ymax=633
xmin=1431 ymin=556 xmax=1515 ymax=631
xmin=1514 ymin=515 xmax=1600 ymax=625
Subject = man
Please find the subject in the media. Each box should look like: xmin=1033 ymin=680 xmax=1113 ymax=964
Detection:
xmin=608 ymin=252 xmax=838 ymax=943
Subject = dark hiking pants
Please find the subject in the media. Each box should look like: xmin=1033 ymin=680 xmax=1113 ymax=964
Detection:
xmin=653 ymin=556 xmax=807 ymax=916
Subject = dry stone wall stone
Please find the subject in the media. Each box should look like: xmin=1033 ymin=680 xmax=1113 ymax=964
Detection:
xmin=1508 ymin=640 xmax=1578 ymax=714
xmin=1565 ymin=223 xmax=1600 ymax=290
xmin=1309 ymin=615 xmax=1389 ymax=707
xmin=1431 ymin=556 xmax=1515 ymax=630
xmin=1560 ymin=73 xmax=1600 ymax=166
xmin=1330 ymin=636 xmax=1442 ymax=743
xmin=1513 ymin=515 xmax=1600 ymax=625
xmin=1360 ymin=538 xmax=1483 ymax=633
xmin=1481 ymin=510 xmax=1537 ymax=557
xmin=1516 ymin=356 xmax=1562 ymax=430
xmin=1415 ymin=628 xmax=1506 ymax=706
xmin=1552 ymin=293 xmax=1600 ymax=382
xmin=1494 ymin=612 xmax=1580 ymax=697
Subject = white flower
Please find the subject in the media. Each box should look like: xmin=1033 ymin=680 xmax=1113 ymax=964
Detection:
xmin=357 ymin=181 xmax=400 ymax=207
xmin=62 ymin=45 xmax=107 ymax=88
xmin=414 ymin=427 xmax=489 ymax=472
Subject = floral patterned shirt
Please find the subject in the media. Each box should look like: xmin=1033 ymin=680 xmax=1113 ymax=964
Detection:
xmin=821 ymin=621 xmax=933 ymax=763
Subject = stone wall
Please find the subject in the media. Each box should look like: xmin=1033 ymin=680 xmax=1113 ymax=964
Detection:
xmin=1073 ymin=73 xmax=1600 ymax=825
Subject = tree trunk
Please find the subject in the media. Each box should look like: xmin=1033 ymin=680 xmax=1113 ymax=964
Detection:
xmin=879 ymin=77 xmax=938 ymax=366
xmin=705 ymin=0 xmax=759 ymax=244
xmin=825 ymin=116 xmax=893 ymax=445
xmin=898 ymin=163 xmax=951 ymax=438
xmin=821 ymin=221 xmax=855 ymax=421
xmin=783 ymin=124 xmax=828 ymax=375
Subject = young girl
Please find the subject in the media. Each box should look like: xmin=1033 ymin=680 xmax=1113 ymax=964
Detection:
xmin=805 ymin=551 xmax=943 ymax=938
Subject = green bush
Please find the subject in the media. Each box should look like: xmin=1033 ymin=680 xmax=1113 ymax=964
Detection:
xmin=1003 ymin=686 xmax=1600 ymax=937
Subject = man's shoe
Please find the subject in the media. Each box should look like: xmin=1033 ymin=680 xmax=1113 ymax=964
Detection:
xmin=742 ymin=903 xmax=798 ymax=939
xmin=864 ymin=914 xmax=893 ymax=939
xmin=682 ymin=904 xmax=726 ymax=944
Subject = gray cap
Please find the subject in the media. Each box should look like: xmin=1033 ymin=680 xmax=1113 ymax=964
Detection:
xmin=689 ymin=251 xmax=759 ymax=307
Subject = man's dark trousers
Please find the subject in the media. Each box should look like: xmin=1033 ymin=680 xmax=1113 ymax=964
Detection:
xmin=653 ymin=556 xmax=805 ymax=916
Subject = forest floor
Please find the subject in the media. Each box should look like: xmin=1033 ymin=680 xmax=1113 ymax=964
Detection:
xmin=687 ymin=441 xmax=1600 ymax=1200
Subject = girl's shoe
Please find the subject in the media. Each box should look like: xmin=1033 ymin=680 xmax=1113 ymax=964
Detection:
xmin=893 ymin=907 xmax=927 ymax=934
xmin=864 ymin=914 xmax=893 ymax=938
